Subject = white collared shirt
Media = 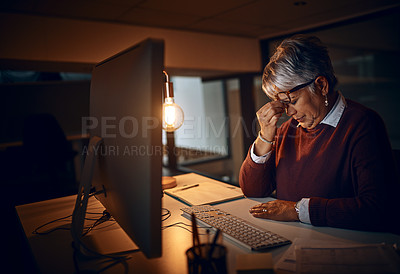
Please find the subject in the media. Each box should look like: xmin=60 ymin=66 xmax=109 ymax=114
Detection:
xmin=250 ymin=92 xmax=346 ymax=224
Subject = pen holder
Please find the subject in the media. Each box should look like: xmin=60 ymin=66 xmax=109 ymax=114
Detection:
xmin=186 ymin=243 xmax=227 ymax=274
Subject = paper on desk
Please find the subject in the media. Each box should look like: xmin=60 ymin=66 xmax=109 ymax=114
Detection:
xmin=296 ymin=243 xmax=400 ymax=274
xmin=275 ymin=238 xmax=400 ymax=274
xmin=275 ymin=238 xmax=363 ymax=273
xmin=164 ymin=173 xmax=244 ymax=205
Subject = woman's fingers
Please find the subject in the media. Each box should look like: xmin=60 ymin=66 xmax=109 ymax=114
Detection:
xmin=257 ymin=102 xmax=285 ymax=127
xmin=256 ymin=101 xmax=285 ymax=142
xmin=249 ymin=203 xmax=270 ymax=218
xmin=249 ymin=200 xmax=298 ymax=221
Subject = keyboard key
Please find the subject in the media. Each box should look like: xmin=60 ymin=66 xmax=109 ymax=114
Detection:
xmin=181 ymin=205 xmax=291 ymax=251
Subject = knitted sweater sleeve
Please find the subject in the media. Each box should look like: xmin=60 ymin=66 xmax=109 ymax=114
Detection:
xmin=239 ymin=147 xmax=276 ymax=198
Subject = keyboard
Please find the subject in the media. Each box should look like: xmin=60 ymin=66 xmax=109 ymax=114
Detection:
xmin=181 ymin=204 xmax=291 ymax=252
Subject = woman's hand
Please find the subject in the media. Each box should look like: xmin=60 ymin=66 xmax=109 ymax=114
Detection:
xmin=256 ymin=101 xmax=285 ymax=138
xmin=249 ymin=200 xmax=299 ymax=222
xmin=254 ymin=101 xmax=285 ymax=155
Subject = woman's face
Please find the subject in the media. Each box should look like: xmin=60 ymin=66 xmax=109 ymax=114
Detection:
xmin=282 ymin=78 xmax=329 ymax=129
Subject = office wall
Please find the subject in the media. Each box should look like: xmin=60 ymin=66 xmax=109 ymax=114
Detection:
xmin=1 ymin=81 xmax=90 ymax=142
xmin=0 ymin=13 xmax=261 ymax=75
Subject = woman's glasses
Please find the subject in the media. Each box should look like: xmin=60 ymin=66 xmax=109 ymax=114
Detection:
xmin=275 ymin=78 xmax=316 ymax=104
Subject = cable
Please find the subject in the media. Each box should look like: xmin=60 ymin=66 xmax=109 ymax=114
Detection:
xmin=33 ymin=215 xmax=72 ymax=235
xmin=71 ymin=241 xmax=132 ymax=274
xmin=32 ymin=211 xmax=112 ymax=235
xmin=162 ymin=208 xmax=171 ymax=221
xmin=162 ymin=221 xmax=211 ymax=234
xmin=34 ymin=211 xmax=133 ymax=273
xmin=82 ymin=210 xmax=111 ymax=236
xmin=32 ymin=194 xmax=137 ymax=273
xmin=161 ymin=207 xmax=211 ymax=233
xmin=97 ymin=257 xmax=129 ymax=273
xmin=38 ymin=205 xmax=203 ymax=270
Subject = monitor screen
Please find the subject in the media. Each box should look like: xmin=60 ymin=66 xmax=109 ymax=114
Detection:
xmin=76 ymin=38 xmax=164 ymax=259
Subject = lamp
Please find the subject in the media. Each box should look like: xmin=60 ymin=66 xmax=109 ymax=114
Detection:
xmin=162 ymin=70 xmax=184 ymax=189
xmin=162 ymin=70 xmax=184 ymax=132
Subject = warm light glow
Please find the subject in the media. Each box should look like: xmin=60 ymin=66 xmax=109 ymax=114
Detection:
xmin=164 ymin=105 xmax=176 ymax=125
xmin=162 ymin=70 xmax=184 ymax=132
xmin=162 ymin=97 xmax=184 ymax=132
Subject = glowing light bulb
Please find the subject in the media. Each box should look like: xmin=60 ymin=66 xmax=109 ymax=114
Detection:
xmin=162 ymin=97 xmax=184 ymax=132
xmin=162 ymin=70 xmax=184 ymax=132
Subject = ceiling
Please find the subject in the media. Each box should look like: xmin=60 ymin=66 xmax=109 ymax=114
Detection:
xmin=1 ymin=0 xmax=399 ymax=38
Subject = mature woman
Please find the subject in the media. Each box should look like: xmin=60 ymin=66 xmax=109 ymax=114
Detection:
xmin=239 ymin=34 xmax=399 ymax=233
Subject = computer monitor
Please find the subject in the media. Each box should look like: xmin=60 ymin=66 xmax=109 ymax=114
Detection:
xmin=71 ymin=38 xmax=164 ymax=259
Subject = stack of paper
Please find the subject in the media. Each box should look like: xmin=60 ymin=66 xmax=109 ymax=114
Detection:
xmin=275 ymin=238 xmax=400 ymax=273
xmin=164 ymin=173 xmax=244 ymax=206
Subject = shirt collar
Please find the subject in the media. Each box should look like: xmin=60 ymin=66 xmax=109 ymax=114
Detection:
xmin=320 ymin=91 xmax=346 ymax=128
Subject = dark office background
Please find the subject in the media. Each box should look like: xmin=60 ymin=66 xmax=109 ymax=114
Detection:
xmin=1 ymin=4 xmax=399 ymax=274
xmin=1 ymin=6 xmax=399 ymax=204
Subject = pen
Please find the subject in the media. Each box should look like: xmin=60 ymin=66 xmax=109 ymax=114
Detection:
xmin=208 ymin=229 xmax=221 ymax=259
xmin=191 ymin=213 xmax=202 ymax=257
xmin=174 ymin=184 xmax=199 ymax=192
xmin=205 ymin=229 xmax=210 ymax=256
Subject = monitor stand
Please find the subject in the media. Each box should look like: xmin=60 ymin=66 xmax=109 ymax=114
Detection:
xmin=70 ymin=136 xmax=138 ymax=257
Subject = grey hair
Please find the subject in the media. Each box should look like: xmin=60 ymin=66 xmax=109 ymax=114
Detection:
xmin=262 ymin=34 xmax=337 ymax=99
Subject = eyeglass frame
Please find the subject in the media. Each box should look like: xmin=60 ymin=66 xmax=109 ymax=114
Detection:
xmin=274 ymin=78 xmax=317 ymax=104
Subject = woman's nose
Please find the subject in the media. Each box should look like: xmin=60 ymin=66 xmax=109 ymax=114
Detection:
xmin=286 ymin=104 xmax=296 ymax=116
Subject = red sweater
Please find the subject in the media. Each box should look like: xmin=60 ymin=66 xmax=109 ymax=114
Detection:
xmin=239 ymin=99 xmax=399 ymax=232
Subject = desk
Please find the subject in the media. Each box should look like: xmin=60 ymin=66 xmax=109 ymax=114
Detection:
xmin=17 ymin=193 xmax=400 ymax=274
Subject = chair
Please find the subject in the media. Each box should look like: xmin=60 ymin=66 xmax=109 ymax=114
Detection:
xmin=21 ymin=113 xmax=78 ymax=203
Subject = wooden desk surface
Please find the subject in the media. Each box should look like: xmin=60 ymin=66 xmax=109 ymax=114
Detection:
xmin=16 ymin=193 xmax=400 ymax=274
